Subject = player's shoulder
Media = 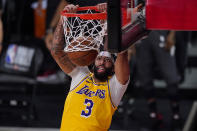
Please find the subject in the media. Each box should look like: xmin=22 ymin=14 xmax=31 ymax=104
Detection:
xmin=108 ymin=74 xmax=116 ymax=83
xmin=69 ymin=66 xmax=90 ymax=78
xmin=109 ymin=74 xmax=130 ymax=87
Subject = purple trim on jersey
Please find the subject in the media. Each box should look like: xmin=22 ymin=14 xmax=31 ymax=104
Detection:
xmin=92 ymin=82 xmax=108 ymax=86
xmin=70 ymin=75 xmax=89 ymax=92
xmin=91 ymin=77 xmax=108 ymax=86
xmin=107 ymin=79 xmax=116 ymax=108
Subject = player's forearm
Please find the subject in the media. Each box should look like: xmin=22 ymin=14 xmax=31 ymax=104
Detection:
xmin=52 ymin=50 xmax=76 ymax=74
xmin=51 ymin=18 xmax=64 ymax=56
xmin=50 ymin=19 xmax=76 ymax=74
xmin=115 ymin=51 xmax=130 ymax=85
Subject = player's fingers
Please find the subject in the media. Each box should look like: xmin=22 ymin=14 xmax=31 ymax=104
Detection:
xmin=137 ymin=4 xmax=143 ymax=10
xmin=69 ymin=5 xmax=75 ymax=13
xmin=102 ymin=4 xmax=107 ymax=12
xmin=64 ymin=4 xmax=78 ymax=13
xmin=72 ymin=5 xmax=79 ymax=13
xmin=97 ymin=3 xmax=107 ymax=12
xmin=76 ymin=5 xmax=79 ymax=8
xmin=63 ymin=5 xmax=69 ymax=11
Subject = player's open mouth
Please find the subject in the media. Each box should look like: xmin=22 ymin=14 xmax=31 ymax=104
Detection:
xmin=97 ymin=66 xmax=105 ymax=73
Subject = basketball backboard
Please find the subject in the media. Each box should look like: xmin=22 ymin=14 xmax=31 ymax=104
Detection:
xmin=107 ymin=0 xmax=149 ymax=53
xmin=146 ymin=0 xmax=197 ymax=31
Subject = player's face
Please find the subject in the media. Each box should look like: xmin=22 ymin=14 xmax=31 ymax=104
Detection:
xmin=93 ymin=56 xmax=114 ymax=81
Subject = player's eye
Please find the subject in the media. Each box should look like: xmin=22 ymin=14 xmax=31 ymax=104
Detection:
xmin=96 ymin=56 xmax=102 ymax=60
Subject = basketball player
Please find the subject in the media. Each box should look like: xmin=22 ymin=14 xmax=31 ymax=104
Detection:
xmin=50 ymin=4 xmax=130 ymax=131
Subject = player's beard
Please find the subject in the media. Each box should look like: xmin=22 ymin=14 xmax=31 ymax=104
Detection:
xmin=93 ymin=65 xmax=114 ymax=81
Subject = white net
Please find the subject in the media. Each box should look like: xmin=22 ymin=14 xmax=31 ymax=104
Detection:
xmin=62 ymin=9 xmax=107 ymax=52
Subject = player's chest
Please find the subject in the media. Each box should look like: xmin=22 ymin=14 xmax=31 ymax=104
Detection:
xmin=74 ymin=80 xmax=108 ymax=100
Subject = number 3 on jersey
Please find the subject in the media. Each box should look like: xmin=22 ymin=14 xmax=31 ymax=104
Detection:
xmin=81 ymin=99 xmax=94 ymax=117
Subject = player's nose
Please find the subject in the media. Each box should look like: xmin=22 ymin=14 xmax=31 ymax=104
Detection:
xmin=98 ymin=58 xmax=105 ymax=65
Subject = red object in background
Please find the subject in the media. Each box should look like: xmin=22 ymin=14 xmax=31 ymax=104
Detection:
xmin=122 ymin=8 xmax=131 ymax=27
xmin=121 ymin=0 xmax=132 ymax=27
xmin=146 ymin=0 xmax=197 ymax=30
xmin=34 ymin=8 xmax=46 ymax=38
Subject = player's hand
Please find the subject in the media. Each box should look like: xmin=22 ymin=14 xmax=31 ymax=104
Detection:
xmin=63 ymin=4 xmax=79 ymax=13
xmin=97 ymin=3 xmax=107 ymax=12
xmin=134 ymin=3 xmax=144 ymax=12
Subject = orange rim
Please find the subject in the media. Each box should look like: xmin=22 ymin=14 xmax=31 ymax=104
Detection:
xmin=61 ymin=6 xmax=107 ymax=20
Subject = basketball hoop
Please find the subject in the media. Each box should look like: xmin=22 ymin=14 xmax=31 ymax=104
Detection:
xmin=61 ymin=6 xmax=107 ymax=52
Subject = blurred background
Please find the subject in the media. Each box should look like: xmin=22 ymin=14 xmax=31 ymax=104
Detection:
xmin=0 ymin=0 xmax=197 ymax=131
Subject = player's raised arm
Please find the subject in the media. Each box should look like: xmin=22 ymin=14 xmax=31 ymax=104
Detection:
xmin=50 ymin=4 xmax=80 ymax=74
xmin=50 ymin=17 xmax=76 ymax=74
xmin=114 ymin=51 xmax=130 ymax=85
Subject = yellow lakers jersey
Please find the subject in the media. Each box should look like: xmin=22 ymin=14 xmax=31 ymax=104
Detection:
xmin=60 ymin=73 xmax=117 ymax=131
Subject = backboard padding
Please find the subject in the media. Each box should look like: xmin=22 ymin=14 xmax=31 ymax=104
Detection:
xmin=107 ymin=0 xmax=148 ymax=53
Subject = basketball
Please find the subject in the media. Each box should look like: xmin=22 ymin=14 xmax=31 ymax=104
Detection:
xmin=66 ymin=37 xmax=98 ymax=66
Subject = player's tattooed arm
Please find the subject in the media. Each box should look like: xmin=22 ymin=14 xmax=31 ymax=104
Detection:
xmin=50 ymin=18 xmax=76 ymax=74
